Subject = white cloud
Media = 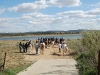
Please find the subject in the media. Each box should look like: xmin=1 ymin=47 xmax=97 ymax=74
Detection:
xmin=1 ymin=7 xmax=100 ymax=32
xmin=48 ymin=0 xmax=82 ymax=7
xmin=8 ymin=0 xmax=81 ymax=12
xmin=2 ymin=0 xmax=100 ymax=32
xmin=96 ymin=2 xmax=100 ymax=7
xmin=57 ymin=10 xmax=96 ymax=19
xmin=0 ymin=7 xmax=5 ymax=14
xmin=91 ymin=2 xmax=100 ymax=7
xmin=8 ymin=2 xmax=48 ymax=12
xmin=87 ymin=8 xmax=100 ymax=15
xmin=8 ymin=0 xmax=49 ymax=12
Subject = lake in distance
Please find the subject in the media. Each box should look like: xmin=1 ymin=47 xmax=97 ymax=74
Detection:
xmin=0 ymin=34 xmax=82 ymax=40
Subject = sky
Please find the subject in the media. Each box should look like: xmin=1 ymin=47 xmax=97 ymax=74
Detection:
xmin=0 ymin=0 xmax=100 ymax=33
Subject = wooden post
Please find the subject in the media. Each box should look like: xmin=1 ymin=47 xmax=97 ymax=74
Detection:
xmin=98 ymin=50 xmax=100 ymax=75
xmin=3 ymin=52 xmax=6 ymax=72
xmin=0 ymin=52 xmax=6 ymax=72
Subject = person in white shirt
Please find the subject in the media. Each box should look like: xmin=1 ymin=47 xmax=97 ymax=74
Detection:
xmin=34 ymin=41 xmax=39 ymax=54
xmin=58 ymin=42 xmax=62 ymax=52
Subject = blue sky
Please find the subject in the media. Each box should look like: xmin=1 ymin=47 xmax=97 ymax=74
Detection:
xmin=0 ymin=0 xmax=100 ymax=32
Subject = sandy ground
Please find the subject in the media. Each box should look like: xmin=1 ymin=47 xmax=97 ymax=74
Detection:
xmin=24 ymin=44 xmax=74 ymax=62
xmin=17 ymin=45 xmax=79 ymax=75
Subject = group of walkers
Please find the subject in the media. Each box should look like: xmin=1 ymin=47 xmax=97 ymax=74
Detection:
xmin=19 ymin=37 xmax=68 ymax=55
xmin=19 ymin=40 xmax=33 ymax=53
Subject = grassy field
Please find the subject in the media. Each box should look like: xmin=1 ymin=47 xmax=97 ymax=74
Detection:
xmin=0 ymin=40 xmax=34 ymax=75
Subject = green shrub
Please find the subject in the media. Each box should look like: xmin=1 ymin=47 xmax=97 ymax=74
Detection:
xmin=83 ymin=69 xmax=97 ymax=75
xmin=75 ymin=30 xmax=100 ymax=75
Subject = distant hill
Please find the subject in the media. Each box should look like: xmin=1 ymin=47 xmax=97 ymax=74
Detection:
xmin=33 ymin=29 xmax=85 ymax=33
xmin=0 ymin=29 xmax=86 ymax=37
xmin=0 ymin=29 xmax=85 ymax=34
xmin=67 ymin=29 xmax=85 ymax=32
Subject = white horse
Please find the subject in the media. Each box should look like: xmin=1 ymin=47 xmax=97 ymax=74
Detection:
xmin=39 ymin=42 xmax=45 ymax=54
xmin=52 ymin=41 xmax=55 ymax=47
xmin=62 ymin=43 xmax=68 ymax=55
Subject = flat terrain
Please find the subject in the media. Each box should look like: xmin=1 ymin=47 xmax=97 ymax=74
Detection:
xmin=17 ymin=59 xmax=78 ymax=75
xmin=17 ymin=45 xmax=79 ymax=75
xmin=24 ymin=45 xmax=74 ymax=61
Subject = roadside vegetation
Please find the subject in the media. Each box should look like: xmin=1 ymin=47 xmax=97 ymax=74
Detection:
xmin=0 ymin=40 xmax=34 ymax=75
xmin=67 ymin=30 xmax=99 ymax=75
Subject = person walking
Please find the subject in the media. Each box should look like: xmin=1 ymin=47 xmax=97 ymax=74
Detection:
xmin=19 ymin=42 xmax=23 ymax=53
xmin=58 ymin=42 xmax=62 ymax=53
xmin=34 ymin=41 xmax=39 ymax=54
xmin=25 ymin=42 xmax=28 ymax=53
xmin=22 ymin=43 xmax=25 ymax=53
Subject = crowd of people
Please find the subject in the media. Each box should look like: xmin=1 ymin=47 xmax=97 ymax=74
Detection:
xmin=19 ymin=37 xmax=68 ymax=55
xmin=19 ymin=40 xmax=33 ymax=53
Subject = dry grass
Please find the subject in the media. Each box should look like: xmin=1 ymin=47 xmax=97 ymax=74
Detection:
xmin=0 ymin=39 xmax=77 ymax=75
xmin=0 ymin=40 xmax=33 ymax=69
xmin=0 ymin=39 xmax=78 ymax=68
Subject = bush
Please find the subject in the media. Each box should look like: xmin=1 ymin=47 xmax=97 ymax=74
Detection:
xmin=84 ymin=69 xmax=97 ymax=75
xmin=76 ymin=30 xmax=100 ymax=75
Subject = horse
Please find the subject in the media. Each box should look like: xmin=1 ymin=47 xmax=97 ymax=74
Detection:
xmin=51 ymin=40 xmax=55 ymax=48
xmin=44 ymin=40 xmax=48 ymax=48
xmin=39 ymin=42 xmax=45 ymax=54
xmin=61 ymin=43 xmax=68 ymax=55
xmin=47 ymin=38 xmax=51 ymax=47
xmin=27 ymin=40 xmax=33 ymax=54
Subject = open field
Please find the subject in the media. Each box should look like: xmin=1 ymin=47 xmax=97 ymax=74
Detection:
xmin=0 ymin=40 xmax=34 ymax=75
xmin=0 ymin=30 xmax=99 ymax=75
xmin=0 ymin=39 xmax=77 ymax=75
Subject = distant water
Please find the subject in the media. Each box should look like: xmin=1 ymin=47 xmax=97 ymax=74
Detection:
xmin=0 ymin=34 xmax=82 ymax=40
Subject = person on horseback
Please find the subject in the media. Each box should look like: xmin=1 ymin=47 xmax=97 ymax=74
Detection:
xmin=40 ymin=38 xmax=43 ymax=44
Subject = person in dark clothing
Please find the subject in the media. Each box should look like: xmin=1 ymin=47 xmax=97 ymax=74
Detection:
xmin=22 ymin=43 xmax=25 ymax=53
xmin=40 ymin=38 xmax=43 ymax=43
xmin=19 ymin=42 xmax=23 ymax=53
xmin=25 ymin=42 xmax=28 ymax=52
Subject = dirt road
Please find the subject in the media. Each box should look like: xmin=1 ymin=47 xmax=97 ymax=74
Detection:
xmin=17 ymin=45 xmax=79 ymax=75
xmin=24 ymin=45 xmax=74 ymax=62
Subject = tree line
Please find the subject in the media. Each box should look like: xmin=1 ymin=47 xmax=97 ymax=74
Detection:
xmin=0 ymin=29 xmax=85 ymax=37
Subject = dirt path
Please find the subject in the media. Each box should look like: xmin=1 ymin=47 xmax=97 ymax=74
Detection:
xmin=24 ymin=45 xmax=74 ymax=62
xmin=17 ymin=59 xmax=78 ymax=75
xmin=17 ymin=45 xmax=79 ymax=75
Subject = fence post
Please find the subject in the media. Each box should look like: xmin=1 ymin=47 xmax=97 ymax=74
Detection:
xmin=3 ymin=52 xmax=7 ymax=72
xmin=0 ymin=52 xmax=6 ymax=72
xmin=98 ymin=50 xmax=100 ymax=75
